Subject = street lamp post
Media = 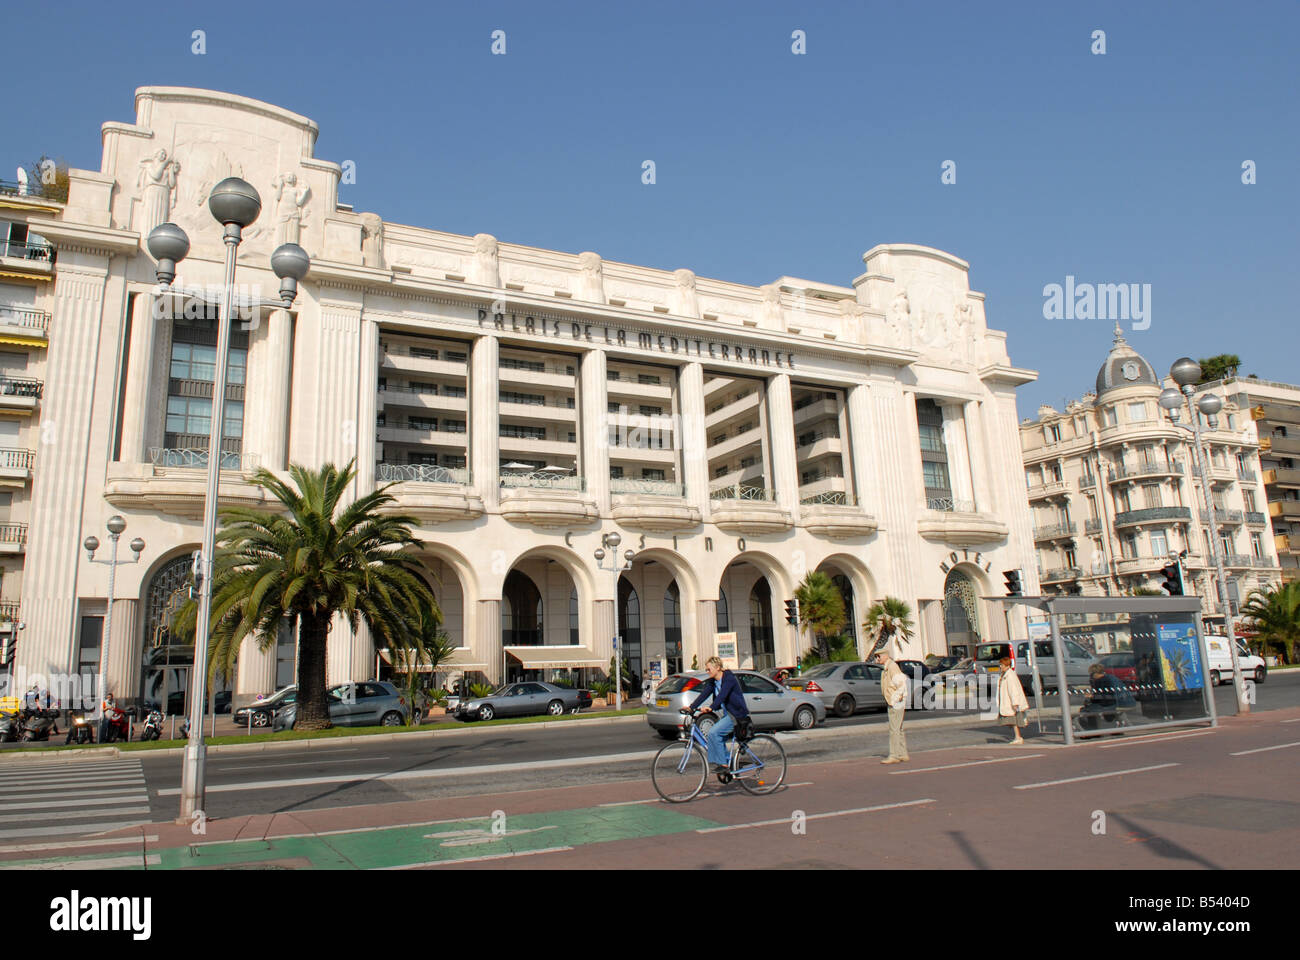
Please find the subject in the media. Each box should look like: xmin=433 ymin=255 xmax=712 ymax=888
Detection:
xmin=84 ymin=516 xmax=145 ymax=715
xmin=146 ymin=179 xmax=310 ymax=825
xmin=1160 ymin=359 xmax=1250 ymax=715
xmin=594 ymin=533 xmax=634 ymax=712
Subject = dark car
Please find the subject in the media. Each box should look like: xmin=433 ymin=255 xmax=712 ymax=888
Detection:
xmin=234 ymin=685 xmax=297 ymax=728
xmin=455 ymin=681 xmax=592 ymax=721
xmin=160 ymin=690 xmax=232 ymax=715
xmin=925 ymin=655 xmax=962 ymax=673
xmin=897 ymin=660 xmax=932 ymax=709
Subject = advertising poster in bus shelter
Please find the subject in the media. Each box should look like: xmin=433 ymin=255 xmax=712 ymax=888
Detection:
xmin=1156 ymin=621 xmax=1204 ymax=692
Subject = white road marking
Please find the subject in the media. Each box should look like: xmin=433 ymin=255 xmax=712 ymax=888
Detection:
xmin=0 ymin=834 xmax=159 ymax=854
xmin=219 ymin=757 xmax=393 ymax=772
xmin=0 ymin=776 xmax=145 ymax=793
xmin=695 ymin=798 xmax=936 ymax=833
xmin=1013 ymin=763 xmax=1179 ymax=790
xmin=155 ymin=750 xmax=661 ymax=795
xmin=0 ymin=854 xmax=160 ymax=870
xmin=0 ymin=806 xmax=151 ymax=825
xmin=1098 ymin=730 xmax=1216 ymax=748
xmin=1279 ymin=718 xmax=1300 ymax=724
xmin=888 ymin=755 xmax=1043 ymax=774
xmin=598 ymin=780 xmax=816 ymax=807
xmin=0 ymin=820 xmax=152 ymax=840
xmin=1230 ymin=741 xmax=1300 ymax=756
xmin=0 ymin=793 xmax=147 ymax=812
xmin=379 ymin=845 xmax=574 ymax=869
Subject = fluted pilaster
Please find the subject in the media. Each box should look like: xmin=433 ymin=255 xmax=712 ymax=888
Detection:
xmin=767 ymin=373 xmax=799 ymax=511
xmin=679 ymin=362 xmax=709 ymax=517
xmin=580 ymin=348 xmax=610 ymax=509
xmin=470 ymin=335 xmax=500 ymax=509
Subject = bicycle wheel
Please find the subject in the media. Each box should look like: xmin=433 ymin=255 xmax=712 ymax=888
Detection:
xmin=652 ymin=740 xmax=708 ymax=802
xmin=735 ymin=734 xmax=786 ymax=795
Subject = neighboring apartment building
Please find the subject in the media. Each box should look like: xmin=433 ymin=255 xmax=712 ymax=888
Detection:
xmin=1199 ymin=377 xmax=1300 ymax=583
xmin=1020 ymin=327 xmax=1281 ymax=651
xmin=13 ymin=87 xmax=1042 ymax=709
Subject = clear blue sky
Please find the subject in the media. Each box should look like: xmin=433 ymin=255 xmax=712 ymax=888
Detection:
xmin=7 ymin=0 xmax=1297 ymax=411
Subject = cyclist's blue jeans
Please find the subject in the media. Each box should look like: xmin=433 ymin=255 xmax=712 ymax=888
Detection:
xmin=704 ymin=712 xmax=735 ymax=766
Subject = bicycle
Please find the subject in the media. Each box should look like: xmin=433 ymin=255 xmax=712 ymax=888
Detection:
xmin=651 ymin=709 xmax=787 ymax=802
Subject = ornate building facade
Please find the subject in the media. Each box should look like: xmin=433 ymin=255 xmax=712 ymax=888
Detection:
xmin=6 ymin=88 xmax=1040 ymax=706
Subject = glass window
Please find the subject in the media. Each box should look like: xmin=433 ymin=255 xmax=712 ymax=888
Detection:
xmin=716 ymin=589 xmax=729 ymax=632
xmin=1103 ymin=407 xmax=1118 ymax=427
xmin=1128 ymin=402 xmax=1147 ymax=422
xmin=738 ymin=674 xmax=780 ymax=694
xmin=1149 ymin=529 xmax=1168 ymax=557
xmin=923 ymin=461 xmax=950 ymax=490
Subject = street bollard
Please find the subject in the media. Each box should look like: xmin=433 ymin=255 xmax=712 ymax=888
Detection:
xmin=171 ymin=715 xmax=176 ymax=741
xmin=248 ymin=712 xmax=252 ymax=736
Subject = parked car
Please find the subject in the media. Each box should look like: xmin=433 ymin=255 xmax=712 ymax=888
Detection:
xmin=781 ymin=661 xmax=885 ymax=718
xmin=454 ymin=681 xmax=592 ymax=722
xmin=155 ymin=690 xmax=232 ymax=716
xmin=1098 ymin=652 xmax=1138 ymax=686
xmin=925 ymin=655 xmax=963 ymax=673
xmin=897 ymin=660 xmax=932 ymax=709
xmin=273 ymin=681 xmax=410 ymax=731
xmin=646 ymin=670 xmax=825 ymax=738
xmin=974 ymin=642 xmax=1014 ymax=674
xmin=1015 ymin=639 xmax=1097 ymax=692
xmin=762 ymin=666 xmax=800 ymax=685
xmin=931 ymin=657 xmax=977 ymax=688
xmin=1205 ymin=636 xmax=1267 ymax=685
xmin=234 ymin=685 xmax=297 ymax=728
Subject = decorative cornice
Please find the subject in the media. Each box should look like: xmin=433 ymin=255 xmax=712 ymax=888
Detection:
xmin=25 ymin=218 xmax=139 ymax=257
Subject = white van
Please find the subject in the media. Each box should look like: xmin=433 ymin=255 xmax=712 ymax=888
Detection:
xmin=1204 ymin=636 xmax=1266 ymax=686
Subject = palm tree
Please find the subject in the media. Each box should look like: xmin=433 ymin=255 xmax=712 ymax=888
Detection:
xmin=1241 ymin=582 xmax=1300 ymax=664
xmin=391 ymin=605 xmax=459 ymax=725
xmin=863 ymin=596 xmax=915 ymax=658
xmin=793 ymin=571 xmax=846 ymax=659
xmin=172 ymin=459 xmax=438 ymax=730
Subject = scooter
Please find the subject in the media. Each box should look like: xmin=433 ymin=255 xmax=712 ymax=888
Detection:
xmin=139 ymin=708 xmax=165 ymax=742
xmin=0 ymin=709 xmax=21 ymax=742
xmin=64 ymin=711 xmax=96 ymax=745
xmin=18 ymin=708 xmax=58 ymax=742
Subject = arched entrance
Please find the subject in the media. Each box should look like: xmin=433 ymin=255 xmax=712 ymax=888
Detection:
xmin=943 ymin=568 xmax=983 ymax=658
xmin=502 ymin=570 xmax=543 ymax=647
xmin=499 ymin=550 xmax=588 ymax=683
xmin=618 ymin=578 xmax=642 ymax=689
xmin=664 ymin=582 xmax=682 ymax=675
xmin=138 ymin=553 xmax=231 ymax=713
xmin=714 ymin=553 xmax=791 ymax=671
xmin=748 ymin=579 xmax=775 ymax=669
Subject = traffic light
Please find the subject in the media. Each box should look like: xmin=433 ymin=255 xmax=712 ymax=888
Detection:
xmin=0 ymin=632 xmax=15 ymax=666
xmin=784 ymin=598 xmax=800 ymax=625
xmin=1003 ymin=569 xmax=1023 ymax=597
xmin=1160 ymin=562 xmax=1183 ymax=596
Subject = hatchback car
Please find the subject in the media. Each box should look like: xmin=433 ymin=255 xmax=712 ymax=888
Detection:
xmin=272 ymin=681 xmax=409 ymax=731
xmin=781 ymin=661 xmax=886 ymax=717
xmin=454 ymin=681 xmax=592 ymax=721
xmin=1098 ymin=652 xmax=1138 ymax=685
xmin=646 ymin=671 xmax=825 ymax=738
xmin=234 ymin=685 xmax=297 ymax=728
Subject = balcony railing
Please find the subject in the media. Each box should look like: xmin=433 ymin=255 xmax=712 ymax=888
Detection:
xmin=1245 ymin=512 xmax=1267 ymax=525
xmin=610 ymin=478 xmax=685 ymax=497
xmin=1224 ymin=553 xmax=1253 ymax=567
xmin=1079 ymin=474 xmax=1097 ymax=490
xmin=0 ymin=377 xmax=43 ymax=399
xmin=1250 ymin=556 xmax=1278 ymax=568
xmin=499 ymin=472 xmax=585 ymax=491
xmin=710 ymin=483 xmax=775 ymax=502
xmin=0 ymin=178 xmax=65 ymax=201
xmin=1238 ymin=469 xmax=1257 ymax=482
xmin=0 ymin=304 xmax=50 ymax=331
xmin=926 ymin=497 xmax=976 ymax=513
xmin=0 ymin=523 xmax=28 ymax=546
xmin=0 ymin=600 xmax=19 ymax=623
xmin=800 ymin=490 xmax=856 ymax=506
xmin=1038 ymin=567 xmax=1082 ymax=582
xmin=148 ymin=448 xmax=259 ymax=471
xmin=796 ymin=430 xmax=841 ymax=448
xmin=1085 ymin=518 xmax=1103 ymax=534
xmin=1108 ymin=460 xmax=1184 ymax=481
xmin=377 ymin=463 xmax=470 ymax=485
xmin=1199 ymin=508 xmax=1244 ymax=524
xmin=1033 ymin=521 xmax=1077 ymax=541
xmin=0 ymin=449 xmax=35 ymax=471
xmin=1113 ymin=506 xmax=1191 ymax=526
xmin=0 ymin=239 xmax=54 ymax=262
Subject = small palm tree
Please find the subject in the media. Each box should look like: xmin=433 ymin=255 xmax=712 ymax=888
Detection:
xmin=173 ymin=459 xmax=438 ymax=730
xmin=1241 ymin=582 xmax=1300 ymax=664
xmin=391 ymin=606 xmax=458 ymax=725
xmin=863 ymin=596 xmax=915 ymax=658
xmin=793 ymin=571 xmax=846 ymax=659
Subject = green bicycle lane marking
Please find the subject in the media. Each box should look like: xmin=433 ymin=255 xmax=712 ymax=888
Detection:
xmin=3 ymin=804 xmax=722 ymax=870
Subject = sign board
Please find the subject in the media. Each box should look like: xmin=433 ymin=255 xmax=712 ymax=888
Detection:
xmin=714 ymin=633 xmax=739 ymax=671
xmin=1155 ymin=621 xmax=1204 ymax=691
xmin=648 ymin=658 xmax=665 ymax=685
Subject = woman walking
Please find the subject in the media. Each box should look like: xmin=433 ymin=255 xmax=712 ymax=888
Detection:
xmin=997 ymin=657 xmax=1030 ymax=744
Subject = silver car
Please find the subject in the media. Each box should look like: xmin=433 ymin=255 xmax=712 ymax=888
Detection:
xmin=782 ymin=661 xmax=886 ymax=717
xmin=272 ymin=681 xmax=409 ymax=731
xmin=454 ymin=681 xmax=592 ymax=721
xmin=646 ymin=671 xmax=825 ymax=740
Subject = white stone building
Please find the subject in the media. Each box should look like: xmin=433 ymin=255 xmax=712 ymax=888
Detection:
xmin=5 ymin=87 xmax=1042 ymax=707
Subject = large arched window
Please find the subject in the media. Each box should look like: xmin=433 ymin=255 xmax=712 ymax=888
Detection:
xmin=618 ymin=578 xmax=642 ymax=687
xmin=716 ymin=588 xmax=729 ymax=632
xmin=664 ymin=581 xmax=682 ymax=674
xmin=141 ymin=555 xmax=196 ymax=711
xmin=569 ymin=587 xmax=579 ymax=644
xmin=830 ymin=573 xmax=856 ymax=644
xmin=748 ymin=579 xmax=775 ymax=670
xmin=943 ymin=568 xmax=982 ymax=656
xmin=502 ymin=570 xmax=542 ymax=646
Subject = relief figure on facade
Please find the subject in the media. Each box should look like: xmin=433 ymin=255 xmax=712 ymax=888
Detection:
xmin=671 ymin=268 xmax=700 ymax=318
xmin=271 ymin=172 xmax=311 ymax=247
xmin=360 ymin=213 xmax=385 ymax=267
xmin=470 ymin=233 xmax=501 ymax=288
xmin=137 ymin=148 xmax=180 ymax=235
xmin=576 ymin=251 xmax=605 ymax=303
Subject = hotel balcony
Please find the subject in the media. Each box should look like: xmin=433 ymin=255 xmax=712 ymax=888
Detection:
xmin=608 ymin=442 xmax=676 ymax=466
xmin=500 ymin=397 xmax=577 ymax=424
xmin=610 ymin=478 xmax=700 ymax=533
xmin=0 ymin=449 xmax=34 ymax=485
xmin=379 ymin=350 xmax=468 ymax=380
xmin=0 ymin=523 xmax=27 ymax=554
xmin=498 ymin=472 xmax=597 ymax=528
xmin=378 ymin=387 xmax=469 ymax=417
xmin=496 ymin=435 xmax=577 ymax=459
xmin=1113 ymin=506 xmax=1192 ymax=527
xmin=795 ymin=432 xmax=843 ymax=461
xmin=498 ymin=361 xmax=576 ymax=390
xmin=709 ymin=463 xmax=765 ymax=489
xmin=1199 ymin=508 xmax=1244 ymax=525
xmin=1263 ymin=468 xmax=1300 ymax=489
xmin=1033 ymin=521 xmax=1077 ymax=542
xmin=378 ymin=425 xmax=469 ymax=448
xmin=605 ymin=373 xmax=673 ymax=403
xmin=1108 ymin=460 xmax=1184 ymax=482
xmin=0 ymin=376 xmax=42 ymax=413
xmin=708 ymin=424 xmax=764 ymax=462
xmin=1267 ymin=433 xmax=1300 ymax=456
xmin=0 ymin=303 xmax=50 ymax=346
xmin=0 ymin=238 xmax=54 ymax=277
xmin=105 ymin=449 xmax=272 ymax=518
xmin=1038 ymin=567 xmax=1082 ymax=584
xmin=799 ymin=491 xmax=879 ymax=540
xmin=1078 ymin=474 xmax=1097 ymax=490
xmin=1085 ymin=517 xmax=1104 ymax=534
xmin=705 ymin=390 xmax=761 ymax=430
xmin=375 ymin=463 xmax=483 ymax=523
xmin=1275 ymin=534 xmax=1292 ymax=554
xmin=1245 ymin=512 xmax=1267 ymax=526
xmin=918 ymin=497 xmax=1009 ymax=547
xmin=1205 ymin=462 xmax=1237 ymax=483
xmin=1027 ymin=480 xmax=1072 ymax=501
xmin=0 ymin=600 xmax=19 ymax=632
xmin=1238 ymin=469 xmax=1258 ymax=483
xmin=792 ymin=396 xmax=839 ymax=426
xmin=1268 ymin=500 xmax=1300 ymax=520
xmin=709 ymin=484 xmax=794 ymax=535
xmin=1114 ymin=556 xmax=1167 ymax=576
xmin=1224 ymin=554 xmax=1254 ymax=568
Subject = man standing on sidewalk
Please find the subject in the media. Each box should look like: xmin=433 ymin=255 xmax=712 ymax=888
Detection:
xmin=874 ymin=650 xmax=909 ymax=764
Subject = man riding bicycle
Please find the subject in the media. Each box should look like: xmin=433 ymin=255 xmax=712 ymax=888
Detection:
xmin=683 ymin=656 xmax=749 ymax=775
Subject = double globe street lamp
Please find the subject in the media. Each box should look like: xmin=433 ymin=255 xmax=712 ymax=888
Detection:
xmin=84 ymin=516 xmax=145 ymax=717
xmin=1158 ymin=357 xmax=1250 ymax=715
xmin=594 ymin=533 xmax=635 ymax=711
xmin=146 ymin=178 xmax=310 ymax=823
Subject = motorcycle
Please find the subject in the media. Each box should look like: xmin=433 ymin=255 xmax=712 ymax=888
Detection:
xmin=64 ymin=711 xmax=96 ymax=745
xmin=19 ymin=708 xmax=58 ymax=742
xmin=139 ymin=708 xmax=165 ymax=742
xmin=0 ymin=709 xmax=21 ymax=743
xmin=100 ymin=705 xmax=131 ymax=743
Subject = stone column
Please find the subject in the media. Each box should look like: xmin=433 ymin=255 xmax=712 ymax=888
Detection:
xmin=235 ymin=632 xmax=276 ymax=701
xmin=470 ymin=335 xmax=500 ymax=509
xmin=355 ymin=317 xmax=379 ymax=495
xmin=244 ymin=308 xmax=293 ymax=472
xmin=351 ymin=619 xmax=376 ymax=680
xmin=592 ymin=598 xmax=614 ymax=662
xmin=476 ymin=599 xmax=501 ymax=682
xmin=678 ymin=362 xmax=710 ymax=516
xmin=579 ymin=348 xmax=610 ymax=509
xmin=941 ymin=402 xmax=975 ymax=508
xmin=315 ymin=301 xmax=363 ymax=472
xmin=964 ymin=400 xmax=994 ymax=514
xmin=107 ymin=599 xmax=139 ymax=701
xmin=116 ymin=293 xmax=159 ymax=464
xmin=766 ymin=373 xmax=799 ymax=511
xmin=847 ymin=384 xmax=876 ymax=513
xmin=694 ymin=600 xmax=718 ymax=664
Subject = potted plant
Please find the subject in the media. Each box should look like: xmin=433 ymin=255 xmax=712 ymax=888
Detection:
xmin=590 ymin=679 xmax=613 ymax=707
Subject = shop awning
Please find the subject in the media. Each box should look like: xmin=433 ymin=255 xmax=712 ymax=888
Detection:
xmin=504 ymin=645 xmax=605 ymax=669
xmin=378 ymin=648 xmax=488 ymax=670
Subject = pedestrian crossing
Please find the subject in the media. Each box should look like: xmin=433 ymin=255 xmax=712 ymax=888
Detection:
xmin=0 ymin=759 xmax=153 ymax=846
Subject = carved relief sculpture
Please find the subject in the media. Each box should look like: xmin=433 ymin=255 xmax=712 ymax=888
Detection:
xmin=137 ymin=148 xmax=180 ymax=235
xmin=576 ymin=251 xmax=605 ymax=303
xmin=469 ymin=233 xmax=501 ymax=288
xmin=759 ymin=284 xmax=783 ymax=328
xmin=360 ymin=213 xmax=385 ymax=268
xmin=887 ymin=288 xmax=913 ymax=348
xmin=271 ymin=172 xmax=310 ymax=247
xmin=671 ymin=268 xmax=700 ymax=318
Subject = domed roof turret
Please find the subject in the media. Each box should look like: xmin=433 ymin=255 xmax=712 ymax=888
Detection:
xmin=1095 ymin=324 xmax=1159 ymax=397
